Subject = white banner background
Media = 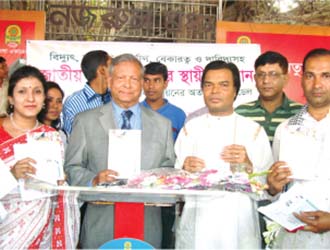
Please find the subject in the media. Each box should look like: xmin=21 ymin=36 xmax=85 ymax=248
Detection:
xmin=26 ymin=41 xmax=260 ymax=115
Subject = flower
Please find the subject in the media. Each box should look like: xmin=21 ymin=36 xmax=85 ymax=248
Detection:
xmin=126 ymin=168 xmax=269 ymax=196
xmin=263 ymin=218 xmax=281 ymax=249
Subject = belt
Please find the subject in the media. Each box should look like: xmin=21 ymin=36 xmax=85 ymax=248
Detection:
xmin=88 ymin=201 xmax=172 ymax=206
xmin=89 ymin=201 xmax=114 ymax=205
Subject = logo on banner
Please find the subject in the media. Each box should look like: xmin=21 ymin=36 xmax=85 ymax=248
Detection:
xmin=5 ymin=24 xmax=22 ymax=48
xmin=236 ymin=35 xmax=251 ymax=44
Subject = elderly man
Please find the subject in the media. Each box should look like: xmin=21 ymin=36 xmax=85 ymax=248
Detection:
xmin=64 ymin=54 xmax=175 ymax=249
xmin=267 ymin=48 xmax=330 ymax=248
xmin=174 ymin=60 xmax=273 ymax=249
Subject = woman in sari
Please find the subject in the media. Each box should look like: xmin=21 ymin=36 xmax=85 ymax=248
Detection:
xmin=0 ymin=66 xmax=79 ymax=249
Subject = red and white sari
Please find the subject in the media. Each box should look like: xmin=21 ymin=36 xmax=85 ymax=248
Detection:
xmin=0 ymin=125 xmax=80 ymax=249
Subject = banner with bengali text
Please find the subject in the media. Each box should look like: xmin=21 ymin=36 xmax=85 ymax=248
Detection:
xmin=26 ymin=41 xmax=260 ymax=114
xmin=217 ymin=21 xmax=330 ymax=104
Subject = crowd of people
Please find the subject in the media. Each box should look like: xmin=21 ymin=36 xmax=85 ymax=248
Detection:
xmin=0 ymin=47 xmax=330 ymax=249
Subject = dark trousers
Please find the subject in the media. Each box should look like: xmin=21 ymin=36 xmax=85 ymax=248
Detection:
xmin=161 ymin=205 xmax=175 ymax=249
xmin=258 ymin=200 xmax=271 ymax=249
xmin=77 ymin=202 xmax=87 ymax=249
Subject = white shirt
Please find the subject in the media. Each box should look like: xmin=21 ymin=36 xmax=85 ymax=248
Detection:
xmin=175 ymin=112 xmax=273 ymax=249
xmin=272 ymin=111 xmax=330 ymax=249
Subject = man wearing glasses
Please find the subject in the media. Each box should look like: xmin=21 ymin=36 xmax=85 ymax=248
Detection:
xmin=235 ymin=51 xmax=302 ymax=146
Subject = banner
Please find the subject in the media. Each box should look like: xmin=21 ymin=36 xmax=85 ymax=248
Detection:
xmin=0 ymin=10 xmax=45 ymax=66
xmin=26 ymin=41 xmax=260 ymax=114
xmin=217 ymin=21 xmax=330 ymax=104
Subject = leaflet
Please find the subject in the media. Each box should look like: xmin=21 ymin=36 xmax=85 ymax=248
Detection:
xmin=14 ymin=140 xmax=63 ymax=200
xmin=108 ymin=129 xmax=141 ymax=179
xmin=258 ymin=185 xmax=319 ymax=231
xmin=279 ymin=129 xmax=319 ymax=180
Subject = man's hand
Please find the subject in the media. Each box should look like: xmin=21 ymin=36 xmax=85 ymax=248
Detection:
xmin=267 ymin=161 xmax=292 ymax=196
xmin=92 ymin=169 xmax=119 ymax=186
xmin=294 ymin=211 xmax=330 ymax=233
xmin=221 ymin=144 xmax=253 ymax=173
xmin=183 ymin=156 xmax=205 ymax=173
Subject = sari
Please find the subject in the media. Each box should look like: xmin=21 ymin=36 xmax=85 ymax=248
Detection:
xmin=0 ymin=124 xmax=80 ymax=249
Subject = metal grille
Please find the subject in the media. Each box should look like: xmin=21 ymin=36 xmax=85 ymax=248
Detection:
xmin=44 ymin=0 xmax=218 ymax=42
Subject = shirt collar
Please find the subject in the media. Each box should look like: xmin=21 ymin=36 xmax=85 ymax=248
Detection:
xmin=82 ymin=83 xmax=99 ymax=101
xmin=256 ymin=93 xmax=291 ymax=111
xmin=83 ymin=83 xmax=111 ymax=102
xmin=280 ymin=93 xmax=291 ymax=110
xmin=142 ymin=98 xmax=168 ymax=111
xmin=111 ymin=101 xmax=141 ymax=116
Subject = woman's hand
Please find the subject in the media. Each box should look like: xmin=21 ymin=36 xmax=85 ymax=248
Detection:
xmin=10 ymin=157 xmax=37 ymax=180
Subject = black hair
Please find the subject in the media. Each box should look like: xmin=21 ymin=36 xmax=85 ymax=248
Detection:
xmin=254 ymin=51 xmax=288 ymax=74
xmin=144 ymin=62 xmax=168 ymax=81
xmin=201 ymin=60 xmax=241 ymax=98
xmin=7 ymin=65 xmax=47 ymax=114
xmin=0 ymin=56 xmax=6 ymax=64
xmin=302 ymin=48 xmax=330 ymax=72
xmin=37 ymin=81 xmax=64 ymax=130
xmin=81 ymin=50 xmax=109 ymax=83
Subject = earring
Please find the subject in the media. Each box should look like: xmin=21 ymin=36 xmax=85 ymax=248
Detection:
xmin=7 ymin=104 xmax=14 ymax=114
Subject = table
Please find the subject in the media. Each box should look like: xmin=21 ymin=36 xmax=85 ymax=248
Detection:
xmin=27 ymin=182 xmax=250 ymax=244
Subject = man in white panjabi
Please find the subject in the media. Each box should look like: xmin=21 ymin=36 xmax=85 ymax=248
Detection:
xmin=175 ymin=60 xmax=273 ymax=249
xmin=267 ymin=48 xmax=330 ymax=249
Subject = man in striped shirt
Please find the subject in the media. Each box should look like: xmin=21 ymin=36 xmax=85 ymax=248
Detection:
xmin=235 ymin=51 xmax=302 ymax=145
xmin=63 ymin=50 xmax=112 ymax=135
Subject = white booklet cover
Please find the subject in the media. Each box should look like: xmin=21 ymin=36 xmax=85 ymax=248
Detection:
xmin=279 ymin=129 xmax=319 ymax=180
xmin=14 ymin=140 xmax=63 ymax=200
xmin=108 ymin=129 xmax=141 ymax=179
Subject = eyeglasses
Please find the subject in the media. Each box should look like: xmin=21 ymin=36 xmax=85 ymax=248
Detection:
xmin=255 ymin=71 xmax=284 ymax=80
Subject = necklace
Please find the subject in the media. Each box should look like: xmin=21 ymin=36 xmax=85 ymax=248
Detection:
xmin=10 ymin=113 xmax=39 ymax=132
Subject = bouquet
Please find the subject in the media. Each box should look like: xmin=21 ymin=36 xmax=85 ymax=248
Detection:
xmin=126 ymin=167 xmax=268 ymax=195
